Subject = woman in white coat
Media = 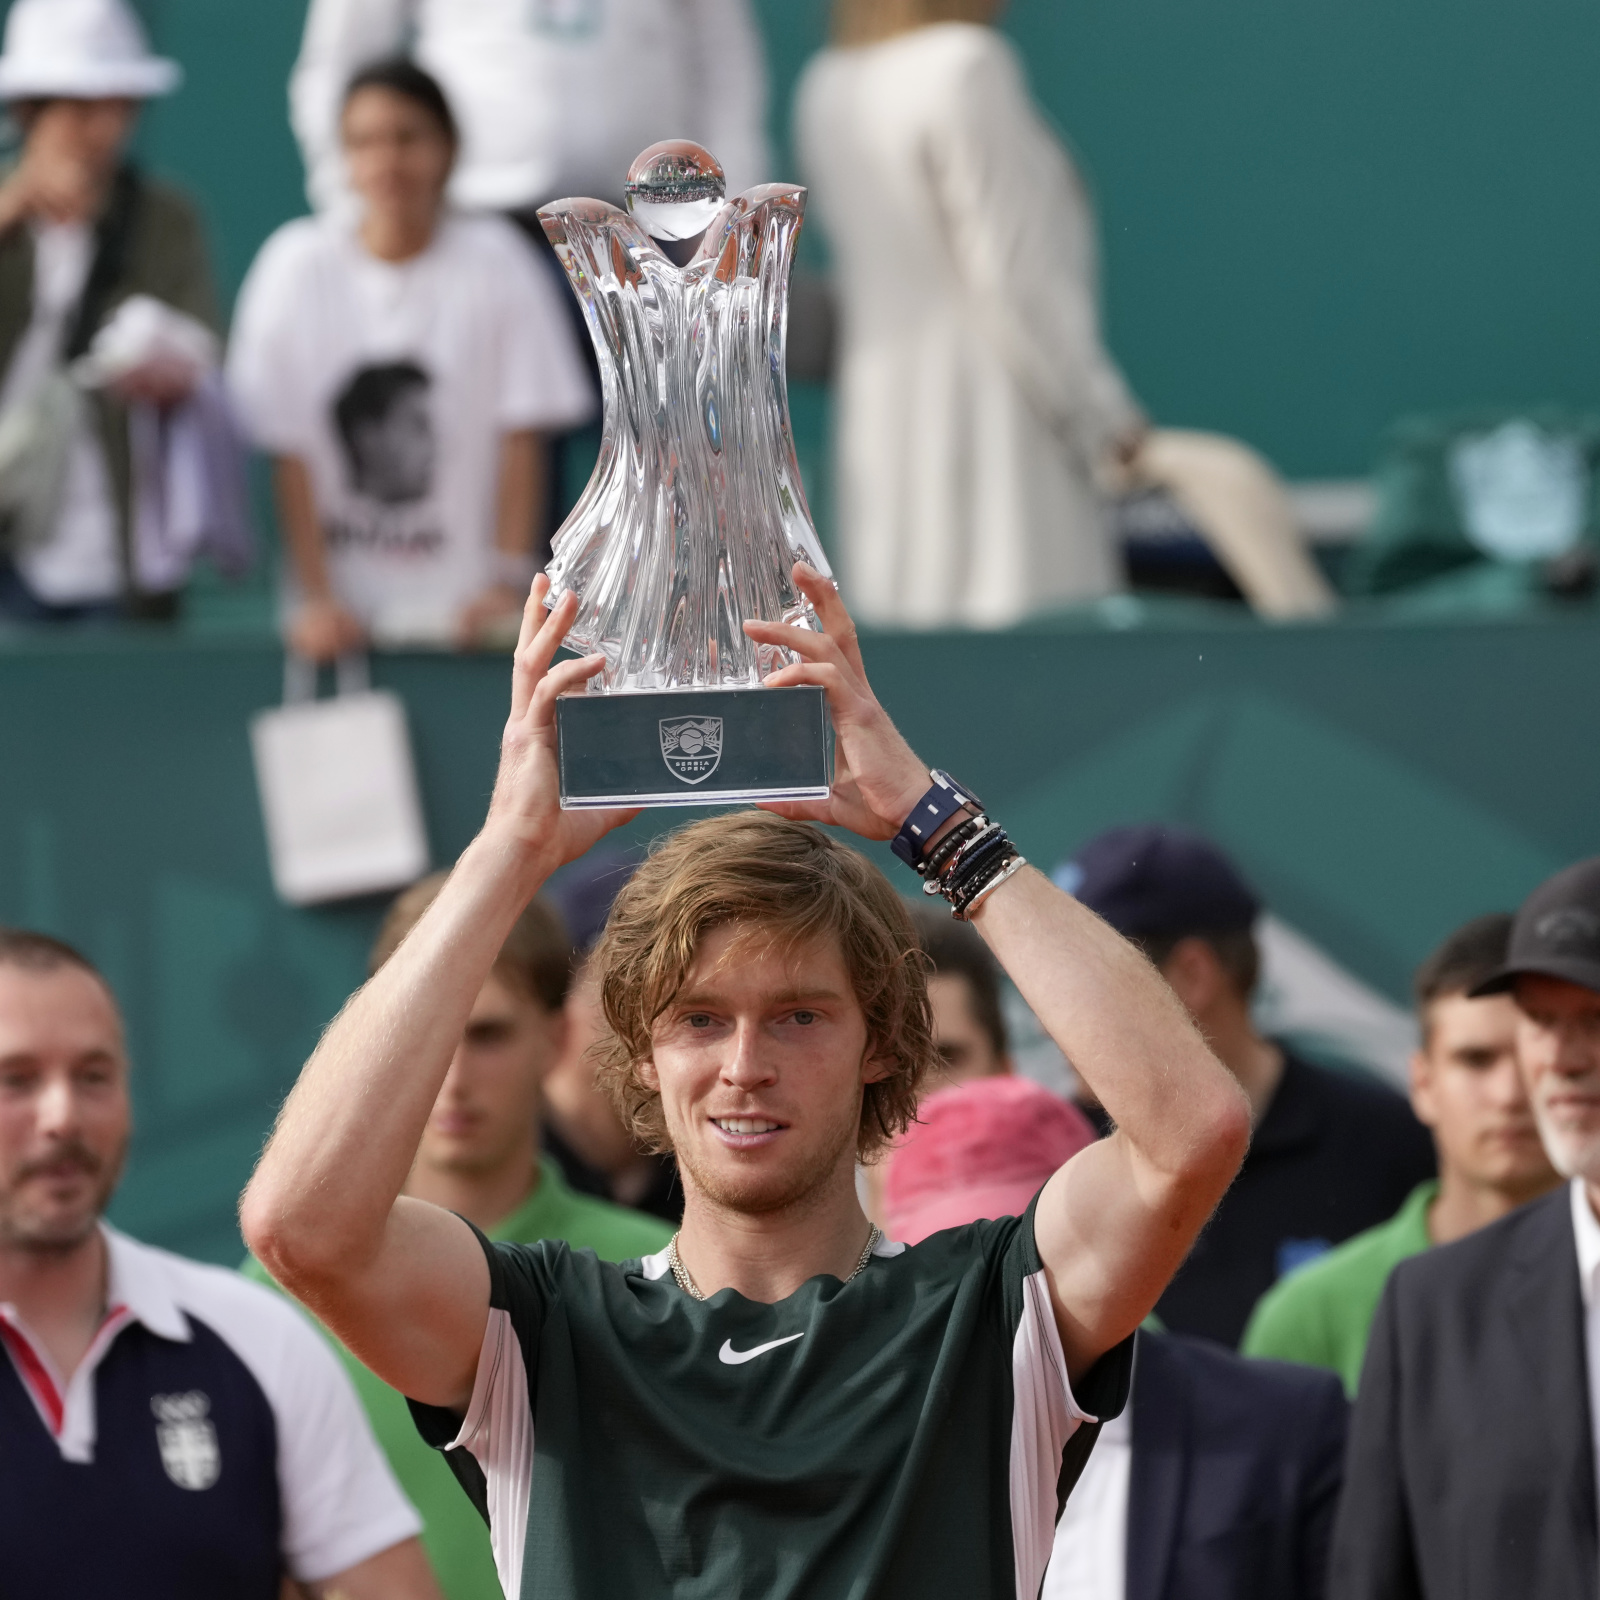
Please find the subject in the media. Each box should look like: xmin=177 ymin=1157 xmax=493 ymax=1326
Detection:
xmin=796 ymin=0 xmax=1335 ymax=627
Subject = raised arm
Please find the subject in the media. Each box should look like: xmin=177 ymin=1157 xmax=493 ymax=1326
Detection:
xmin=973 ymin=873 xmax=1249 ymax=1377
xmin=240 ymin=580 xmax=637 ymax=1407
xmin=748 ymin=567 xmax=1250 ymax=1382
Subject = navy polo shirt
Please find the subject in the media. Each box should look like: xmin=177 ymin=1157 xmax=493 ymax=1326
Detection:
xmin=0 ymin=1226 xmax=420 ymax=1597
xmin=1154 ymin=1054 xmax=1437 ymax=1347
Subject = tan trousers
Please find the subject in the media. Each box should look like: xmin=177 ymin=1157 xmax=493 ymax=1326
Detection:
xmin=1129 ymin=429 xmax=1338 ymax=620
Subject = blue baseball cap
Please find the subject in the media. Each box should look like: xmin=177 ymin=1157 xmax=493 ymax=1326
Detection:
xmin=548 ymin=847 xmax=642 ymax=955
xmin=1053 ymin=824 xmax=1261 ymax=942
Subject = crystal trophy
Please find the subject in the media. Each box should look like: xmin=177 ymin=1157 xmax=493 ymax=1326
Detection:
xmin=538 ymin=140 xmax=835 ymax=808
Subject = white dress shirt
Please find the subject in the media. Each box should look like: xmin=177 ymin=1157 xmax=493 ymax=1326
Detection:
xmin=1042 ymin=1403 xmax=1130 ymax=1600
xmin=290 ymin=0 xmax=771 ymax=214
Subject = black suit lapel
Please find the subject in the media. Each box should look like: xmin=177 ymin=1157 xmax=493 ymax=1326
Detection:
xmin=1126 ymin=1333 xmax=1190 ymax=1600
xmin=1503 ymin=1192 xmax=1599 ymax=1590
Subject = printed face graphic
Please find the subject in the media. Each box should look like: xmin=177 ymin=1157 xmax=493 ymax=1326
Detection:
xmin=334 ymin=364 xmax=436 ymax=506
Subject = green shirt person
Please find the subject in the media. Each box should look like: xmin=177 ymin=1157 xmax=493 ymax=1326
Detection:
xmin=1243 ymin=914 xmax=1559 ymax=1393
xmin=249 ymin=874 xmax=670 ymax=1600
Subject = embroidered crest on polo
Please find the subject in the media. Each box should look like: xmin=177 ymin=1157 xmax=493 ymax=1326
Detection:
xmin=660 ymin=716 xmax=723 ymax=785
xmin=151 ymin=1391 xmax=220 ymax=1490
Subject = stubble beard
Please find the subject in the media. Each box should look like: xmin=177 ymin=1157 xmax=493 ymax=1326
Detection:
xmin=1531 ymin=1104 xmax=1600 ymax=1186
xmin=674 ymin=1104 xmax=862 ymax=1220
xmin=0 ymin=1137 xmax=125 ymax=1255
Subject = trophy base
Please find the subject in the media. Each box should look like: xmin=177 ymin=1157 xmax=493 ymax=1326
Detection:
xmin=557 ymin=685 xmax=833 ymax=810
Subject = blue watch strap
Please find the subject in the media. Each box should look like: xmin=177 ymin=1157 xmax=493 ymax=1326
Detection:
xmin=891 ymin=770 xmax=983 ymax=867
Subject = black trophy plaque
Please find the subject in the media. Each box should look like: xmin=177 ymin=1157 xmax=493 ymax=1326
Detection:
xmin=556 ymin=686 xmax=832 ymax=810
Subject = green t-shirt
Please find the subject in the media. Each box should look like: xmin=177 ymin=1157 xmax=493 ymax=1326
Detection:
xmin=1240 ymin=1180 xmax=1437 ymax=1395
xmin=244 ymin=1159 xmax=672 ymax=1600
xmin=409 ymin=1197 xmax=1133 ymax=1600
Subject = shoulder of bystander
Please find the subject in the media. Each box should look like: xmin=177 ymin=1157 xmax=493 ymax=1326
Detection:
xmin=1241 ymin=1179 xmax=1437 ymax=1395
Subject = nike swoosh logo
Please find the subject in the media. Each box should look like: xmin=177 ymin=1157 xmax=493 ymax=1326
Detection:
xmin=718 ymin=1332 xmax=806 ymax=1365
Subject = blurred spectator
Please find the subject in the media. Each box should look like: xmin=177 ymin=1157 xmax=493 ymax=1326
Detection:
xmin=542 ymin=849 xmax=681 ymax=1222
xmin=857 ymin=900 xmax=1020 ymax=1226
xmin=1332 ymin=858 xmax=1600 ymax=1599
xmin=0 ymin=928 xmax=436 ymax=1599
xmin=1061 ymin=825 xmax=1435 ymax=1345
xmin=908 ymin=898 xmax=1013 ymax=1091
xmin=885 ymin=1075 xmax=1349 ymax=1600
xmin=289 ymin=0 xmax=770 ymax=216
xmin=884 ymin=1076 xmax=1093 ymax=1243
xmin=246 ymin=874 xmax=669 ymax=1600
xmin=228 ymin=59 xmax=591 ymax=660
xmin=0 ymin=0 xmax=228 ymax=625
xmin=795 ymin=0 xmax=1335 ymax=626
xmin=1243 ymin=913 xmax=1558 ymax=1392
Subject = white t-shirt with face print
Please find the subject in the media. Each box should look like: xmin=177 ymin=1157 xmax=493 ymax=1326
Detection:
xmin=228 ymin=211 xmax=593 ymax=641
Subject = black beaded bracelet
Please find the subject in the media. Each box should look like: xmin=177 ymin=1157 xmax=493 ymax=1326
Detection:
xmin=947 ymin=838 xmax=1022 ymax=913
xmin=952 ymin=850 xmax=1027 ymax=921
xmin=920 ymin=812 xmax=989 ymax=881
xmin=923 ymin=815 xmax=994 ymax=882
xmin=918 ymin=810 xmax=1027 ymax=919
xmin=938 ymin=827 xmax=1011 ymax=895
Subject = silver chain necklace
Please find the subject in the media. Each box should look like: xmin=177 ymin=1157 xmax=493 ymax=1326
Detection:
xmin=665 ymin=1225 xmax=882 ymax=1301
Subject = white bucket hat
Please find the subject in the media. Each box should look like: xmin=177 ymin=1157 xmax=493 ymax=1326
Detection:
xmin=0 ymin=0 xmax=181 ymax=102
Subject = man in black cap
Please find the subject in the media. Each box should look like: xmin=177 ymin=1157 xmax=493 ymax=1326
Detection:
xmin=1060 ymin=825 xmax=1434 ymax=1346
xmin=1332 ymin=856 xmax=1600 ymax=1600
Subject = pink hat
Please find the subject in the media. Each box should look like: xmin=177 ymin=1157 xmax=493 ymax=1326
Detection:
xmin=885 ymin=1076 xmax=1097 ymax=1245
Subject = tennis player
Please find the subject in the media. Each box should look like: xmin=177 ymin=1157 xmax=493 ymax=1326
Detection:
xmin=242 ymin=566 xmax=1250 ymax=1600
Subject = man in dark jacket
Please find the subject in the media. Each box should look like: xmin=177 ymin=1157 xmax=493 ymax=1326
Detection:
xmin=1059 ymin=825 xmax=1436 ymax=1346
xmin=1332 ymin=857 xmax=1600 ymax=1600
xmin=0 ymin=0 xmax=219 ymax=622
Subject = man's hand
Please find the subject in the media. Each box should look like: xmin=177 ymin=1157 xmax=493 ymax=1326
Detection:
xmin=482 ymin=575 xmax=639 ymax=891
xmin=454 ymin=581 xmax=526 ymax=650
xmin=744 ymin=562 xmax=928 ymax=840
xmin=288 ymin=597 xmax=368 ymax=664
xmin=0 ymin=145 xmax=99 ymax=233
xmin=105 ymin=355 xmax=201 ymax=409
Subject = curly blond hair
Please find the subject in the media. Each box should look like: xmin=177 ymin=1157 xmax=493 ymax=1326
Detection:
xmin=592 ymin=813 xmax=935 ymax=1160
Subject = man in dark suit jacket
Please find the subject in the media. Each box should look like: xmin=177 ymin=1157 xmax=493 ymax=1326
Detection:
xmin=1047 ymin=1328 xmax=1348 ymax=1600
xmin=1332 ymin=857 xmax=1600 ymax=1600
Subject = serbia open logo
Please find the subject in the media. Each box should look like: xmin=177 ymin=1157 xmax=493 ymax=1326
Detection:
xmin=660 ymin=717 xmax=723 ymax=785
xmin=151 ymin=1391 xmax=220 ymax=1490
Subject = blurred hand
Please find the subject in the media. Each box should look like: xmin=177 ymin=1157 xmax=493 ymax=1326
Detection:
xmin=454 ymin=582 xmax=525 ymax=650
xmin=105 ymin=355 xmax=201 ymax=409
xmin=288 ymin=598 xmax=367 ymax=664
xmin=742 ymin=562 xmax=929 ymax=840
xmin=1098 ymin=421 xmax=1153 ymax=497
xmin=482 ymin=575 xmax=639 ymax=888
xmin=0 ymin=119 xmax=105 ymax=230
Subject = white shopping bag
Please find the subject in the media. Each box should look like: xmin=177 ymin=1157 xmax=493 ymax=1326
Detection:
xmin=250 ymin=655 xmax=430 ymax=906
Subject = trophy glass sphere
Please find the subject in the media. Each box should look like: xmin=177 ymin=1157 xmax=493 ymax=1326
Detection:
xmin=537 ymin=140 xmax=835 ymax=808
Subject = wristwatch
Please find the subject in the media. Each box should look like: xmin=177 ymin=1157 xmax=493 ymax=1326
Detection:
xmin=890 ymin=769 xmax=983 ymax=869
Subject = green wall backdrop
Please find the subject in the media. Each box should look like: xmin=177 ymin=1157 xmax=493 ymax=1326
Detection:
xmin=2 ymin=616 xmax=1598 ymax=1262
xmin=109 ymin=0 xmax=1600 ymax=477
xmin=1 ymin=4 xmax=1599 ymax=1262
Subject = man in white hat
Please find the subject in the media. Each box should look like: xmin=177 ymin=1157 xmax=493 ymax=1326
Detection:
xmin=0 ymin=0 xmax=220 ymax=624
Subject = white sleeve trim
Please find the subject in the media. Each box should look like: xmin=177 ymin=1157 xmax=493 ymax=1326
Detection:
xmin=1010 ymin=1268 xmax=1096 ymax=1600
xmin=449 ymin=1306 xmax=534 ymax=1600
xmin=151 ymin=1254 xmax=421 ymax=1582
